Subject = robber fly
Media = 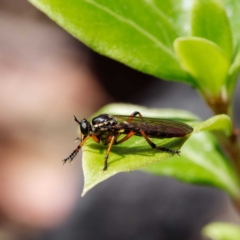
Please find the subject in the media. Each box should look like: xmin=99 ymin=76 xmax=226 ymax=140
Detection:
xmin=63 ymin=111 xmax=193 ymax=170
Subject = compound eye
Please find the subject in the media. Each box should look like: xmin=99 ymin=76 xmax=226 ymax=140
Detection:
xmin=80 ymin=119 xmax=90 ymax=136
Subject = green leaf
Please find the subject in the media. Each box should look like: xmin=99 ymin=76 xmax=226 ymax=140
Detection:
xmin=174 ymin=37 xmax=230 ymax=97
xmin=78 ymin=103 xmax=237 ymax=196
xmin=28 ymin=0 xmax=240 ymax=88
xmin=227 ymin=45 xmax=240 ymax=96
xmin=202 ymin=222 xmax=240 ymax=240
xmin=193 ymin=114 xmax=232 ymax=135
xmin=223 ymin=0 xmax=240 ymax=48
xmin=191 ymin=0 xmax=233 ymax=61
xmin=81 ymin=103 xmax=197 ymax=196
xmin=144 ymin=114 xmax=238 ymax=198
xmin=29 ymin=0 xmax=193 ymax=83
xmin=144 ymin=131 xmax=239 ymax=199
xmin=151 ymin=0 xmax=193 ymax=37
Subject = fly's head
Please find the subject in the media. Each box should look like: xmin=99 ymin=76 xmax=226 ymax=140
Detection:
xmin=79 ymin=118 xmax=92 ymax=137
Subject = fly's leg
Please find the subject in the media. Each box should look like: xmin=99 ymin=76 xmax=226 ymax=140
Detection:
xmin=115 ymin=129 xmax=179 ymax=155
xmin=63 ymin=135 xmax=90 ymax=164
xmin=103 ymin=135 xmax=115 ymax=171
xmin=63 ymin=134 xmax=100 ymax=164
xmin=115 ymin=130 xmax=136 ymax=145
xmin=139 ymin=129 xmax=180 ymax=155
xmin=127 ymin=111 xmax=145 ymax=123
xmin=103 ymin=127 xmax=179 ymax=170
xmin=103 ymin=131 xmax=136 ymax=171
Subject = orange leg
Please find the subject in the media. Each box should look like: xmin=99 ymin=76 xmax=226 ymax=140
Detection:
xmin=116 ymin=129 xmax=179 ymax=155
xmin=139 ymin=129 xmax=180 ymax=155
xmin=115 ymin=130 xmax=136 ymax=145
xmin=127 ymin=111 xmax=145 ymax=123
xmin=92 ymin=134 xmax=100 ymax=143
xmin=63 ymin=134 xmax=100 ymax=164
xmin=102 ymin=127 xmax=180 ymax=170
xmin=103 ymin=131 xmax=136 ymax=170
xmin=103 ymin=135 xmax=115 ymax=171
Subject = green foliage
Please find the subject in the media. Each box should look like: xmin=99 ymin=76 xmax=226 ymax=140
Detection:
xmin=29 ymin=0 xmax=240 ymax=105
xmin=29 ymin=0 xmax=240 ymax=201
xmin=144 ymin=132 xmax=239 ymax=198
xmin=228 ymin=47 xmax=240 ymax=96
xmin=191 ymin=0 xmax=233 ymax=61
xmin=174 ymin=37 xmax=230 ymax=97
xmin=81 ymin=103 xmax=237 ymax=196
xmin=202 ymin=222 xmax=240 ymax=240
xmin=29 ymin=0 xmax=191 ymax=82
xmin=29 ymin=0 xmax=240 ymax=237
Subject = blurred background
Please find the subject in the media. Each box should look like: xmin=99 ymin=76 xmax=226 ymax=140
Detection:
xmin=0 ymin=1 xmax=240 ymax=239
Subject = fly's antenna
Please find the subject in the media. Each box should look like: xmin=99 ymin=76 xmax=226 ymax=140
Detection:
xmin=74 ymin=115 xmax=82 ymax=139
xmin=74 ymin=115 xmax=81 ymax=125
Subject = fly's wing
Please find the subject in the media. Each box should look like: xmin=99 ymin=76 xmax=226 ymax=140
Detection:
xmin=113 ymin=115 xmax=193 ymax=138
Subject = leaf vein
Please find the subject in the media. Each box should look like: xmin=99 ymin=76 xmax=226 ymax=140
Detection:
xmin=85 ymin=0 xmax=176 ymax=59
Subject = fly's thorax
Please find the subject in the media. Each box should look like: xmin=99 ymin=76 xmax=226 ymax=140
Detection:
xmin=91 ymin=114 xmax=117 ymax=135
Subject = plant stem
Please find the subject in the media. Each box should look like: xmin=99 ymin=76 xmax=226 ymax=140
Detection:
xmin=221 ymin=132 xmax=240 ymax=177
xmin=217 ymin=131 xmax=240 ymax=213
xmin=206 ymin=91 xmax=240 ymax=212
xmin=205 ymin=92 xmax=229 ymax=116
xmin=210 ymin=96 xmax=240 ymax=178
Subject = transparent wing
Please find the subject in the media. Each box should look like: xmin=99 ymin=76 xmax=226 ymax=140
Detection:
xmin=113 ymin=115 xmax=193 ymax=137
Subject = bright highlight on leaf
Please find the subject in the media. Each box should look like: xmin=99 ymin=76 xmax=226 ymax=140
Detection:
xmin=29 ymin=0 xmax=193 ymax=83
xmin=29 ymin=0 xmax=240 ymax=97
xmin=174 ymin=37 xmax=230 ymax=97
xmin=193 ymin=114 xmax=232 ymax=135
xmin=191 ymin=0 xmax=233 ymax=61
xmin=202 ymin=222 xmax=240 ymax=240
xmin=228 ymin=47 xmax=240 ymax=96
xmin=78 ymin=104 xmax=236 ymax=196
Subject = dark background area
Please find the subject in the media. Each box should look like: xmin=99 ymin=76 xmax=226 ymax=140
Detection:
xmin=0 ymin=1 xmax=240 ymax=240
